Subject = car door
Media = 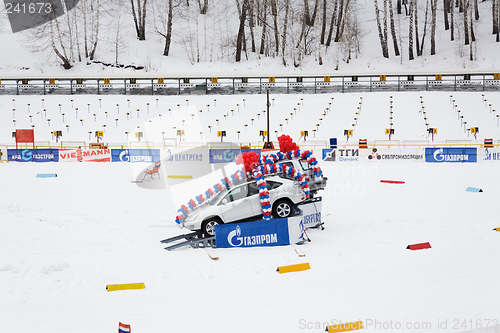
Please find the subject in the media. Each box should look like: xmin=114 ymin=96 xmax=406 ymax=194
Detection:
xmin=247 ymin=181 xmax=263 ymax=216
xmin=219 ymin=183 xmax=254 ymax=222
xmin=248 ymin=180 xmax=283 ymax=215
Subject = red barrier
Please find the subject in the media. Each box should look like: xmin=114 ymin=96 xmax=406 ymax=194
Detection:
xmin=380 ymin=180 xmax=405 ymax=184
xmin=406 ymin=242 xmax=431 ymax=250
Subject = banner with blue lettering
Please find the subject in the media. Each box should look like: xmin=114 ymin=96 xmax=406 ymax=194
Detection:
xmin=482 ymin=148 xmax=500 ymax=161
xmin=209 ymin=148 xmax=261 ymax=164
xmin=111 ymin=149 xmax=160 ymax=162
xmin=215 ymin=219 xmax=290 ymax=248
xmin=296 ymin=198 xmax=322 ymax=228
xmin=425 ymin=147 xmax=477 ymax=163
xmin=8 ymin=149 xmax=59 ymax=162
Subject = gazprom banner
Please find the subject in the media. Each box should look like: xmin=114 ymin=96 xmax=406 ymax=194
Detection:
xmin=215 ymin=219 xmax=290 ymax=248
xmin=112 ymin=149 xmax=161 ymax=162
xmin=209 ymin=148 xmax=261 ymax=164
xmin=425 ymin=147 xmax=477 ymax=163
xmin=8 ymin=149 xmax=59 ymax=162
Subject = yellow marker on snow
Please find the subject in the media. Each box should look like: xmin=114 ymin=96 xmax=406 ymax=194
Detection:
xmin=327 ymin=321 xmax=364 ymax=332
xmin=106 ymin=283 xmax=145 ymax=292
xmin=277 ymin=263 xmax=310 ymax=274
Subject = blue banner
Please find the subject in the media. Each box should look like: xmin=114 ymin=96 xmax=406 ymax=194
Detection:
xmin=425 ymin=147 xmax=477 ymax=163
xmin=215 ymin=218 xmax=290 ymax=248
xmin=111 ymin=149 xmax=160 ymax=162
xmin=8 ymin=149 xmax=59 ymax=162
xmin=209 ymin=148 xmax=261 ymax=164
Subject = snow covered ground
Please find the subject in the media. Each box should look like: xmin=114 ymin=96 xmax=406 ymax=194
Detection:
xmin=1 ymin=92 xmax=500 ymax=333
xmin=2 ymin=91 xmax=500 ymax=146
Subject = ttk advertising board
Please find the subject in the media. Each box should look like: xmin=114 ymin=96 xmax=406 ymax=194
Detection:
xmin=215 ymin=217 xmax=306 ymax=248
xmin=111 ymin=149 xmax=161 ymax=162
xmin=425 ymin=147 xmax=477 ymax=163
xmin=8 ymin=149 xmax=59 ymax=162
xmin=59 ymin=149 xmax=111 ymax=162
xmin=209 ymin=148 xmax=261 ymax=164
xmin=480 ymin=148 xmax=500 ymax=161
xmin=296 ymin=198 xmax=322 ymax=228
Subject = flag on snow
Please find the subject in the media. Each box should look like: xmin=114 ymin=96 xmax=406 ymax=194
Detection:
xmin=119 ymin=322 xmax=131 ymax=333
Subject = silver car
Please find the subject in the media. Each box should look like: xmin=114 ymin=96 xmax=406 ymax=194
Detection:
xmin=181 ymin=175 xmax=308 ymax=236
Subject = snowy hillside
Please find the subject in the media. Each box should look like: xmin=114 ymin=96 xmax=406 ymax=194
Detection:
xmin=1 ymin=0 xmax=500 ymax=74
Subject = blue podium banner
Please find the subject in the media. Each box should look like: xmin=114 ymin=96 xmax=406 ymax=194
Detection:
xmin=111 ymin=149 xmax=160 ymax=162
xmin=425 ymin=147 xmax=477 ymax=163
xmin=8 ymin=149 xmax=59 ymax=162
xmin=215 ymin=219 xmax=290 ymax=248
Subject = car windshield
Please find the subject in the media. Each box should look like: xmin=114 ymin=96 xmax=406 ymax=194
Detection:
xmin=299 ymin=159 xmax=311 ymax=171
xmin=207 ymin=188 xmax=228 ymax=205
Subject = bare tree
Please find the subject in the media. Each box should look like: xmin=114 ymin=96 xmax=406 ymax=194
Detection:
xmin=282 ymin=0 xmax=290 ymax=65
xmin=374 ymin=0 xmax=389 ymax=58
xmin=236 ymin=0 xmax=248 ymax=61
xmin=468 ymin=0 xmax=473 ymax=60
xmin=271 ymin=0 xmax=280 ymax=55
xmin=197 ymin=0 xmax=208 ymax=14
xmin=130 ymin=0 xmax=148 ymax=40
xmin=26 ymin=0 xmax=103 ymax=69
xmin=335 ymin=0 xmax=348 ymax=42
xmin=317 ymin=0 xmax=323 ymax=64
xmin=464 ymin=0 xmax=470 ymax=45
xmin=409 ymin=0 xmax=415 ymax=60
xmin=388 ymin=0 xmax=400 ymax=56
xmin=151 ymin=0 xmax=178 ymax=56
xmin=259 ymin=0 xmax=268 ymax=54
xmin=87 ymin=0 xmax=100 ymax=60
xmin=430 ymin=0 xmax=437 ymax=55
xmin=109 ymin=9 xmax=127 ymax=63
xmin=248 ymin=0 xmax=257 ymax=52
xmin=325 ymin=0 xmax=339 ymax=46
xmin=50 ymin=17 xmax=72 ymax=69
xmin=444 ymin=0 xmax=450 ymax=30
xmin=450 ymin=0 xmax=455 ymax=40
xmin=493 ymin=0 xmax=498 ymax=35
xmin=320 ymin=0 xmax=327 ymax=44
xmin=494 ymin=0 xmax=500 ymax=41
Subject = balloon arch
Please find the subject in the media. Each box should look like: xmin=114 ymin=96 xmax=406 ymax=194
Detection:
xmin=175 ymin=135 xmax=323 ymax=224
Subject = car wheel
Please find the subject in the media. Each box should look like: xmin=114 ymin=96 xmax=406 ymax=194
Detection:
xmin=202 ymin=218 xmax=223 ymax=237
xmin=272 ymin=199 xmax=294 ymax=219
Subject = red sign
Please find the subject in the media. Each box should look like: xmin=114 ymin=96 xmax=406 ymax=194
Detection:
xmin=16 ymin=129 xmax=35 ymax=148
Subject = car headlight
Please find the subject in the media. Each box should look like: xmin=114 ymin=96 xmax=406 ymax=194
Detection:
xmin=186 ymin=213 xmax=199 ymax=221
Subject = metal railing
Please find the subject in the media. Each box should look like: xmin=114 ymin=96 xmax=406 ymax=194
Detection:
xmin=2 ymin=73 xmax=500 ymax=96
xmin=1 ymin=140 xmax=498 ymax=151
